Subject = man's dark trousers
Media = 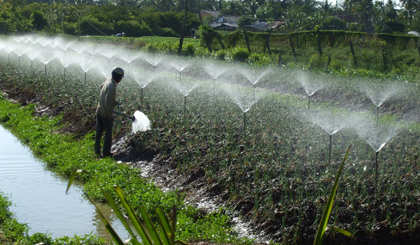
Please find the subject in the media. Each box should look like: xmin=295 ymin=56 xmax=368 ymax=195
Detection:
xmin=95 ymin=114 xmax=113 ymax=157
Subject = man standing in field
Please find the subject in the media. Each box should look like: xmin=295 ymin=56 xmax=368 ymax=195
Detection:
xmin=95 ymin=67 xmax=124 ymax=157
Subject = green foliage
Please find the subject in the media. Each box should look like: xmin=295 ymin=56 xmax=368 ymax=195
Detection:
xmin=238 ymin=16 xmax=254 ymax=27
xmin=194 ymin=47 xmax=211 ymax=57
xmin=247 ymin=52 xmax=271 ymax=65
xmin=176 ymin=207 xmax=251 ymax=243
xmin=384 ymin=21 xmax=405 ymax=33
xmin=313 ymin=146 xmax=352 ymax=244
xmin=0 ymin=93 xmax=241 ymax=244
xmin=67 ymin=169 xmax=188 ymax=245
xmin=211 ymin=49 xmax=228 ymax=60
xmin=319 ymin=16 xmax=346 ymax=31
xmin=309 ymin=53 xmax=328 ymax=69
xmin=154 ymin=27 xmax=178 ymax=37
xmin=78 ymin=16 xmax=113 ymax=36
xmin=229 ymin=47 xmax=250 ymax=62
xmin=31 ymin=10 xmax=48 ymax=31
xmin=329 ymin=58 xmax=343 ymax=71
xmin=115 ymin=20 xmax=153 ymax=37
xmin=181 ymin=43 xmax=196 ymax=56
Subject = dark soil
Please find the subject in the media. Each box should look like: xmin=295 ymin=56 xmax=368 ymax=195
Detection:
xmin=2 ymin=82 xmax=420 ymax=245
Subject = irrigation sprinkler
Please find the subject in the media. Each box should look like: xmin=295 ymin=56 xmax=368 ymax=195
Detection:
xmin=85 ymin=72 xmax=87 ymax=83
xmin=45 ymin=64 xmax=47 ymax=76
xmin=302 ymin=110 xmax=348 ymax=166
xmin=353 ymin=116 xmax=400 ymax=196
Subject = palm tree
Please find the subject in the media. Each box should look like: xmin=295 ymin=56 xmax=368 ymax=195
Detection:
xmin=319 ymin=0 xmax=332 ymax=15
xmin=400 ymin=0 xmax=419 ymax=19
xmin=385 ymin=0 xmax=397 ymax=21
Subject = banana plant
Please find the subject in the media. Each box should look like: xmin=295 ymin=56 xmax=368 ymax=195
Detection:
xmin=66 ymin=169 xmax=188 ymax=245
xmin=313 ymin=145 xmax=353 ymax=245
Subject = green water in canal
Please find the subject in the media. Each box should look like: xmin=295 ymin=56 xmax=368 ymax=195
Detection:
xmin=0 ymin=125 xmax=130 ymax=243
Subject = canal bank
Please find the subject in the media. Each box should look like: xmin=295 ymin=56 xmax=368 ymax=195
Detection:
xmin=0 ymin=91 xmax=247 ymax=244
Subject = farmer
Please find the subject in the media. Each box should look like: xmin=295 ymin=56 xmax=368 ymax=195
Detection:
xmin=191 ymin=28 xmax=196 ymax=38
xmin=95 ymin=67 xmax=124 ymax=157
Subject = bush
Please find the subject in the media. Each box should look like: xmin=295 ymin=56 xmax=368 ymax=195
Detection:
xmin=182 ymin=43 xmax=196 ymax=56
xmin=195 ymin=47 xmax=211 ymax=57
xmin=248 ymin=52 xmax=271 ymax=65
xmin=153 ymin=27 xmax=177 ymax=37
xmin=329 ymin=58 xmax=343 ymax=70
xmin=229 ymin=48 xmax=250 ymax=62
xmin=211 ymin=49 xmax=227 ymax=60
xmin=62 ymin=22 xmax=77 ymax=35
xmin=114 ymin=20 xmax=153 ymax=37
xmin=78 ymin=17 xmax=114 ymax=36
xmin=31 ymin=10 xmax=48 ymax=31
xmin=309 ymin=53 xmax=328 ymax=69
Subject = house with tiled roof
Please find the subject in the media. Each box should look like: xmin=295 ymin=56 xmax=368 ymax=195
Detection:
xmin=200 ymin=10 xmax=240 ymax=31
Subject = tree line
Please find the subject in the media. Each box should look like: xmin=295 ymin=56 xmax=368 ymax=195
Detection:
xmin=0 ymin=0 xmax=418 ymax=37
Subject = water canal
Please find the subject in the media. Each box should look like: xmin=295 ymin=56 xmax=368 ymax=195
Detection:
xmin=0 ymin=125 xmax=130 ymax=243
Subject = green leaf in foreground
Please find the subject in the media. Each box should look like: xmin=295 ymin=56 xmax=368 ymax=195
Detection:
xmin=314 ymin=145 xmax=352 ymax=245
xmin=84 ymin=193 xmax=125 ymax=245
xmin=65 ymin=168 xmax=82 ymax=195
xmin=67 ymin=169 xmax=188 ymax=245
xmin=326 ymin=226 xmax=352 ymax=237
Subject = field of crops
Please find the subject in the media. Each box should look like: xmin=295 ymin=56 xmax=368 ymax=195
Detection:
xmin=2 ymin=34 xmax=420 ymax=244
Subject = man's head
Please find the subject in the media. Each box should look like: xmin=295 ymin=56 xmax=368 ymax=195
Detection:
xmin=112 ymin=67 xmax=124 ymax=82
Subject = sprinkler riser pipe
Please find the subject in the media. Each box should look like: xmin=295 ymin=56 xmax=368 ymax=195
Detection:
xmin=328 ymin=134 xmax=332 ymax=165
xmin=141 ymin=87 xmax=144 ymax=110
xmin=375 ymin=151 xmax=379 ymax=195
xmin=244 ymin=112 xmax=246 ymax=135
xmin=184 ymin=96 xmax=187 ymax=115
xmin=308 ymin=96 xmax=311 ymax=110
